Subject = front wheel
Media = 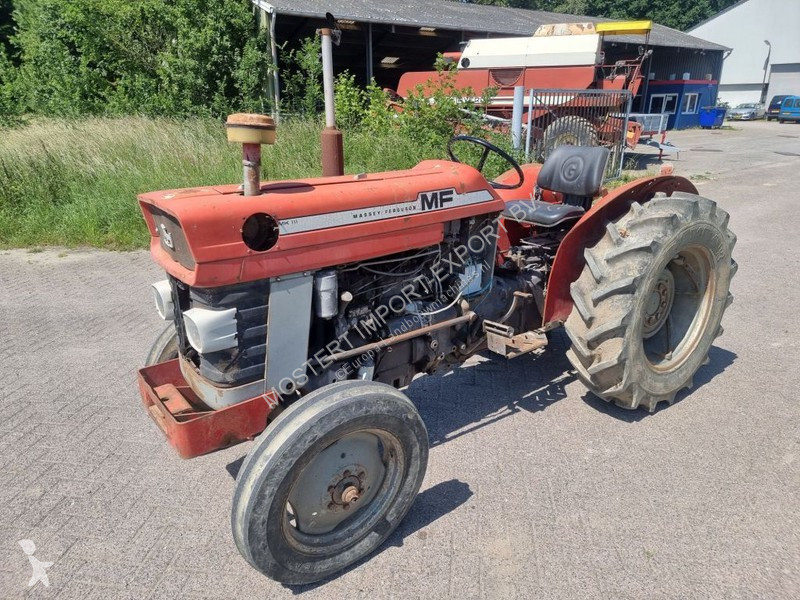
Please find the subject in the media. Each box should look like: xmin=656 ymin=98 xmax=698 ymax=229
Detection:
xmin=565 ymin=192 xmax=737 ymax=412
xmin=144 ymin=325 xmax=179 ymax=366
xmin=231 ymin=380 xmax=429 ymax=584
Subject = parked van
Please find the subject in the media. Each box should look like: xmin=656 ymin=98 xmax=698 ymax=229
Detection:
xmin=778 ymin=96 xmax=800 ymax=123
xmin=767 ymin=95 xmax=790 ymax=121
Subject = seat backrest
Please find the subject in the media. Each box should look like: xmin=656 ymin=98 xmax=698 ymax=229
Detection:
xmin=537 ymin=145 xmax=610 ymax=198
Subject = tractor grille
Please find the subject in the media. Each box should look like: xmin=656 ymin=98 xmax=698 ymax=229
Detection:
xmin=171 ymin=277 xmax=269 ymax=387
xmin=151 ymin=207 xmax=195 ymax=269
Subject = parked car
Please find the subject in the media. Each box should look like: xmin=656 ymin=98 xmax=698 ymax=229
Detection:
xmin=767 ymin=95 xmax=790 ymax=121
xmin=778 ymin=96 xmax=800 ymax=123
xmin=727 ymin=102 xmax=766 ymax=120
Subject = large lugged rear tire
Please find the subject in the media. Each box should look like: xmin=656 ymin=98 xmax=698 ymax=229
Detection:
xmin=231 ymin=380 xmax=429 ymax=584
xmin=565 ymin=192 xmax=737 ymax=411
xmin=541 ymin=115 xmax=598 ymax=160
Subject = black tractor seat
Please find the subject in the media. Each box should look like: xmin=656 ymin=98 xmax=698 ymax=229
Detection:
xmin=502 ymin=200 xmax=586 ymax=227
xmin=502 ymin=145 xmax=610 ymax=228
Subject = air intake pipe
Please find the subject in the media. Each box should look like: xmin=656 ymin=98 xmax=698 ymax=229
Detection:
xmin=225 ymin=113 xmax=276 ymax=196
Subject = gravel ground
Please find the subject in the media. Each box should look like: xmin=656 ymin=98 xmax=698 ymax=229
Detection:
xmin=0 ymin=120 xmax=798 ymax=599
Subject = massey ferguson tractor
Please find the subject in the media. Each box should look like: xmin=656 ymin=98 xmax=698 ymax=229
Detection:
xmin=137 ymin=113 xmax=736 ymax=584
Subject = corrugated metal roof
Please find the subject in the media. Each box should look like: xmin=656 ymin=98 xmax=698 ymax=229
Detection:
xmin=261 ymin=0 xmax=729 ymax=51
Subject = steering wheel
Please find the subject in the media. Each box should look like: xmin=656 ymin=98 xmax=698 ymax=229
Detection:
xmin=447 ymin=135 xmax=524 ymax=190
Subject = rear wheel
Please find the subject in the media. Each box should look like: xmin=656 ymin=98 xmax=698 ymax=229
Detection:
xmin=231 ymin=380 xmax=429 ymax=584
xmin=541 ymin=115 xmax=598 ymax=160
xmin=565 ymin=192 xmax=737 ymax=411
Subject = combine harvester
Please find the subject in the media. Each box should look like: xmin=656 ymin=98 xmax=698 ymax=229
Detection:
xmin=395 ymin=21 xmax=655 ymax=159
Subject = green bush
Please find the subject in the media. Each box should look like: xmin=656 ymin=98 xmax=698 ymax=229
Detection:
xmin=9 ymin=0 xmax=272 ymax=118
xmin=330 ymin=56 xmax=513 ymax=177
xmin=334 ymin=71 xmax=366 ymax=129
xmin=280 ymin=36 xmax=323 ymax=116
xmin=0 ymin=46 xmax=20 ymax=125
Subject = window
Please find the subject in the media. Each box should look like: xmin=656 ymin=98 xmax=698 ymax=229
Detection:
xmin=794 ymin=99 xmax=800 ymax=108
xmin=682 ymin=93 xmax=699 ymax=114
xmin=649 ymin=94 xmax=679 ymax=114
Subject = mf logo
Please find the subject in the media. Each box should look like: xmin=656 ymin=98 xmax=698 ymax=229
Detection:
xmin=418 ymin=188 xmax=456 ymax=211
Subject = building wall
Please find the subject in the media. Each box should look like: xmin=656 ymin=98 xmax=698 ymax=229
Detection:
xmin=716 ymin=83 xmax=764 ymax=107
xmin=767 ymin=63 xmax=800 ymax=102
xmin=603 ymin=44 xmax=723 ymax=113
xmin=689 ymin=0 xmax=800 ymax=104
xmin=645 ymin=80 xmax=719 ymax=129
xmin=647 ymin=48 xmax=723 ymax=82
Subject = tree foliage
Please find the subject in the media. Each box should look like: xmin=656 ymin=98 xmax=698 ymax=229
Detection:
xmin=4 ymin=0 xmax=273 ymax=118
xmin=331 ymin=56 xmax=513 ymax=176
xmin=465 ymin=0 xmax=741 ymax=31
xmin=280 ymin=35 xmax=324 ymax=116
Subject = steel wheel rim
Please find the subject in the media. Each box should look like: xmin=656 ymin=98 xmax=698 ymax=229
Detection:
xmin=553 ymin=131 xmax=580 ymax=147
xmin=283 ymin=429 xmax=405 ymax=555
xmin=642 ymin=269 xmax=675 ymax=339
xmin=642 ymin=245 xmax=716 ymax=372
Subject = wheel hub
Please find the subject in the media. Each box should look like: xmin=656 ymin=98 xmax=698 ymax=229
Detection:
xmin=556 ymin=132 xmax=578 ymax=146
xmin=642 ymin=269 xmax=675 ymax=339
xmin=287 ymin=432 xmax=387 ymax=536
xmin=340 ymin=485 xmax=360 ymax=505
xmin=328 ymin=468 xmax=366 ymax=509
xmin=641 ymin=245 xmax=716 ymax=373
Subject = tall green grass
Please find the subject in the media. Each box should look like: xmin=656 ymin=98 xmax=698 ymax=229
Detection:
xmin=0 ymin=117 xmax=439 ymax=249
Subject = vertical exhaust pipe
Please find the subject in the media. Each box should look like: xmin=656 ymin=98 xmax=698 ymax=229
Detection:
xmin=225 ymin=113 xmax=276 ymax=196
xmin=319 ymin=27 xmax=344 ymax=177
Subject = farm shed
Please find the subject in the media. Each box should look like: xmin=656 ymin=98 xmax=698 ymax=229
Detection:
xmin=253 ymin=0 xmax=727 ymax=124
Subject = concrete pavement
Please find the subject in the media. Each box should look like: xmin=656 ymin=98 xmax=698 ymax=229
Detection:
xmin=0 ymin=120 xmax=798 ymax=599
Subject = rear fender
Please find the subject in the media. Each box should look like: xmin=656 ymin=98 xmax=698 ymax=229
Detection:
xmin=542 ymin=175 xmax=698 ymax=326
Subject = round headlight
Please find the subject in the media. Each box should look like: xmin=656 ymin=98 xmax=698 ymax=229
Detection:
xmin=242 ymin=213 xmax=279 ymax=251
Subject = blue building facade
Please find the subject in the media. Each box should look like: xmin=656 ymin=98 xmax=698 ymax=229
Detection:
xmin=644 ymin=80 xmax=720 ymax=129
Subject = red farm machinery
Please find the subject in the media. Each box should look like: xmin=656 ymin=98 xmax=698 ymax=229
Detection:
xmin=395 ymin=21 xmax=655 ymax=159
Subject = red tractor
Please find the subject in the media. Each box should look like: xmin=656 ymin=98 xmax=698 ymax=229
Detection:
xmin=137 ymin=114 xmax=736 ymax=584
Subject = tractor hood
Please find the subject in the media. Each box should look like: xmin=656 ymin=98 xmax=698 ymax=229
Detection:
xmin=138 ymin=161 xmax=503 ymax=288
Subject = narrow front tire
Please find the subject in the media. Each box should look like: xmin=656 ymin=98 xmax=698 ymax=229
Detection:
xmin=231 ymin=380 xmax=429 ymax=584
xmin=144 ymin=325 xmax=179 ymax=366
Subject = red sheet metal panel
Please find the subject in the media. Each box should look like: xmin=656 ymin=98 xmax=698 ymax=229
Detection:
xmin=138 ymin=162 xmax=503 ymax=287
xmin=138 ymin=359 xmax=274 ymax=459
